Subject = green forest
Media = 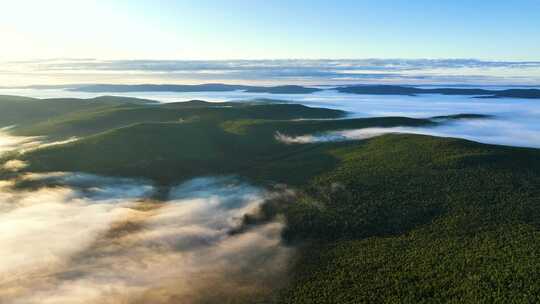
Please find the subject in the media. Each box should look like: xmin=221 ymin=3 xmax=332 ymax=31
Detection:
xmin=1 ymin=94 xmax=539 ymax=303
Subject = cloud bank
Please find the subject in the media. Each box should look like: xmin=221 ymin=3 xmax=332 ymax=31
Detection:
xmin=275 ymin=118 xmax=540 ymax=149
xmin=0 ymin=174 xmax=292 ymax=304
xmin=2 ymin=59 xmax=540 ymax=86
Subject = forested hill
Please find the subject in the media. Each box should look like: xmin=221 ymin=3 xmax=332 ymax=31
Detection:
xmin=1 ymin=94 xmax=540 ymax=303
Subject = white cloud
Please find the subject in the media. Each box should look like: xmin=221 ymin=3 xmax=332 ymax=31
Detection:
xmin=1 ymin=159 xmax=28 ymax=172
xmin=275 ymin=117 xmax=540 ymax=149
xmin=0 ymin=175 xmax=292 ymax=304
xmin=2 ymin=59 xmax=540 ymax=86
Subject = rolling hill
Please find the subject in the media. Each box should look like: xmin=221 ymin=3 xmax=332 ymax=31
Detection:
xmin=1 ymin=94 xmax=539 ymax=303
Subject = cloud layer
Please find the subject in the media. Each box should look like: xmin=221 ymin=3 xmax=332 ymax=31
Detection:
xmin=2 ymin=58 xmax=540 ymax=86
xmin=0 ymin=174 xmax=292 ymax=304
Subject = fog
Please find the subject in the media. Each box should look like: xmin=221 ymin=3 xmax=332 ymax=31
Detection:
xmin=0 ymin=128 xmax=78 ymax=156
xmin=0 ymin=127 xmax=43 ymax=155
xmin=0 ymin=173 xmax=292 ymax=304
xmin=1 ymin=88 xmax=538 ymax=148
xmin=277 ymin=117 xmax=540 ymax=148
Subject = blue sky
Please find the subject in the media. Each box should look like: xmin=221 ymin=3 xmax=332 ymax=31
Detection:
xmin=1 ymin=0 xmax=539 ymax=60
xmin=130 ymin=0 xmax=540 ymax=60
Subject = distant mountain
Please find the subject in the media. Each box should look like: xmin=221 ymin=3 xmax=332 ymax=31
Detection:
xmin=336 ymin=85 xmax=540 ymax=98
xmin=67 ymin=83 xmax=540 ymax=98
xmin=69 ymin=83 xmax=322 ymax=94
xmin=476 ymin=89 xmax=540 ymax=99
xmin=243 ymin=85 xmax=321 ymax=94
xmin=69 ymin=83 xmax=248 ymax=93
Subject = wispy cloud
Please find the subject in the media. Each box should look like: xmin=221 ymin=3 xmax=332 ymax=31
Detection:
xmin=15 ymin=58 xmax=540 ymax=72
xmin=0 ymin=128 xmax=78 ymax=157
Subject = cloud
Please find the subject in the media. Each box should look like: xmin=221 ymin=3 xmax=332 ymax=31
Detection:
xmin=13 ymin=58 xmax=540 ymax=73
xmin=1 ymin=159 xmax=28 ymax=172
xmin=275 ymin=131 xmax=347 ymax=144
xmin=34 ymin=137 xmax=79 ymax=150
xmin=2 ymin=59 xmax=540 ymax=86
xmin=0 ymin=129 xmax=79 ymax=158
xmin=274 ymin=117 xmax=540 ymax=149
xmin=0 ymin=128 xmax=43 ymax=155
xmin=0 ymin=174 xmax=293 ymax=304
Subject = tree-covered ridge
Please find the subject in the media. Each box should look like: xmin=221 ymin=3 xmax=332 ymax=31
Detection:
xmin=2 ymin=95 xmax=486 ymax=185
xmin=62 ymin=83 xmax=540 ymax=99
xmin=337 ymin=85 xmax=540 ymax=98
xmin=1 ymin=94 xmax=539 ymax=303
xmin=276 ymin=135 xmax=540 ymax=303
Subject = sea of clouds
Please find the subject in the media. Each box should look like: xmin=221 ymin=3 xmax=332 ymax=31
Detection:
xmin=2 ymin=58 xmax=540 ymax=86
xmin=272 ymin=93 xmax=540 ymax=148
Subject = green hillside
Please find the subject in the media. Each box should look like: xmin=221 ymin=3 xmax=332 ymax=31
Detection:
xmin=2 ymin=94 xmax=539 ymax=303
xmin=20 ymin=117 xmax=434 ymax=184
xmin=276 ymin=135 xmax=540 ymax=303
xmin=0 ymin=95 xmax=160 ymax=128
xmin=8 ymin=98 xmax=345 ymax=138
xmin=2 ymin=95 xmax=447 ymax=184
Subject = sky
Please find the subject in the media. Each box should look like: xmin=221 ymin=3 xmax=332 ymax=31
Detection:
xmin=1 ymin=0 xmax=540 ymax=86
xmin=2 ymin=0 xmax=540 ymax=60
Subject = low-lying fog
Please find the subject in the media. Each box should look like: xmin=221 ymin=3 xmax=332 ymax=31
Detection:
xmin=0 ymin=128 xmax=78 ymax=156
xmin=277 ymin=118 xmax=540 ymax=148
xmin=0 ymin=173 xmax=292 ymax=303
xmin=0 ymin=88 xmax=538 ymax=302
xmin=1 ymin=87 xmax=539 ymax=148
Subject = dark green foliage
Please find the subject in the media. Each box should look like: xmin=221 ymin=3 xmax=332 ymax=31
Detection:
xmin=277 ymin=135 xmax=540 ymax=303
xmin=9 ymin=95 xmax=444 ymax=185
xmin=10 ymin=98 xmax=344 ymax=138
xmin=223 ymin=116 xmax=434 ymax=137
xmin=0 ymin=95 xmax=152 ymax=126
xmin=2 ymin=94 xmax=540 ymax=303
